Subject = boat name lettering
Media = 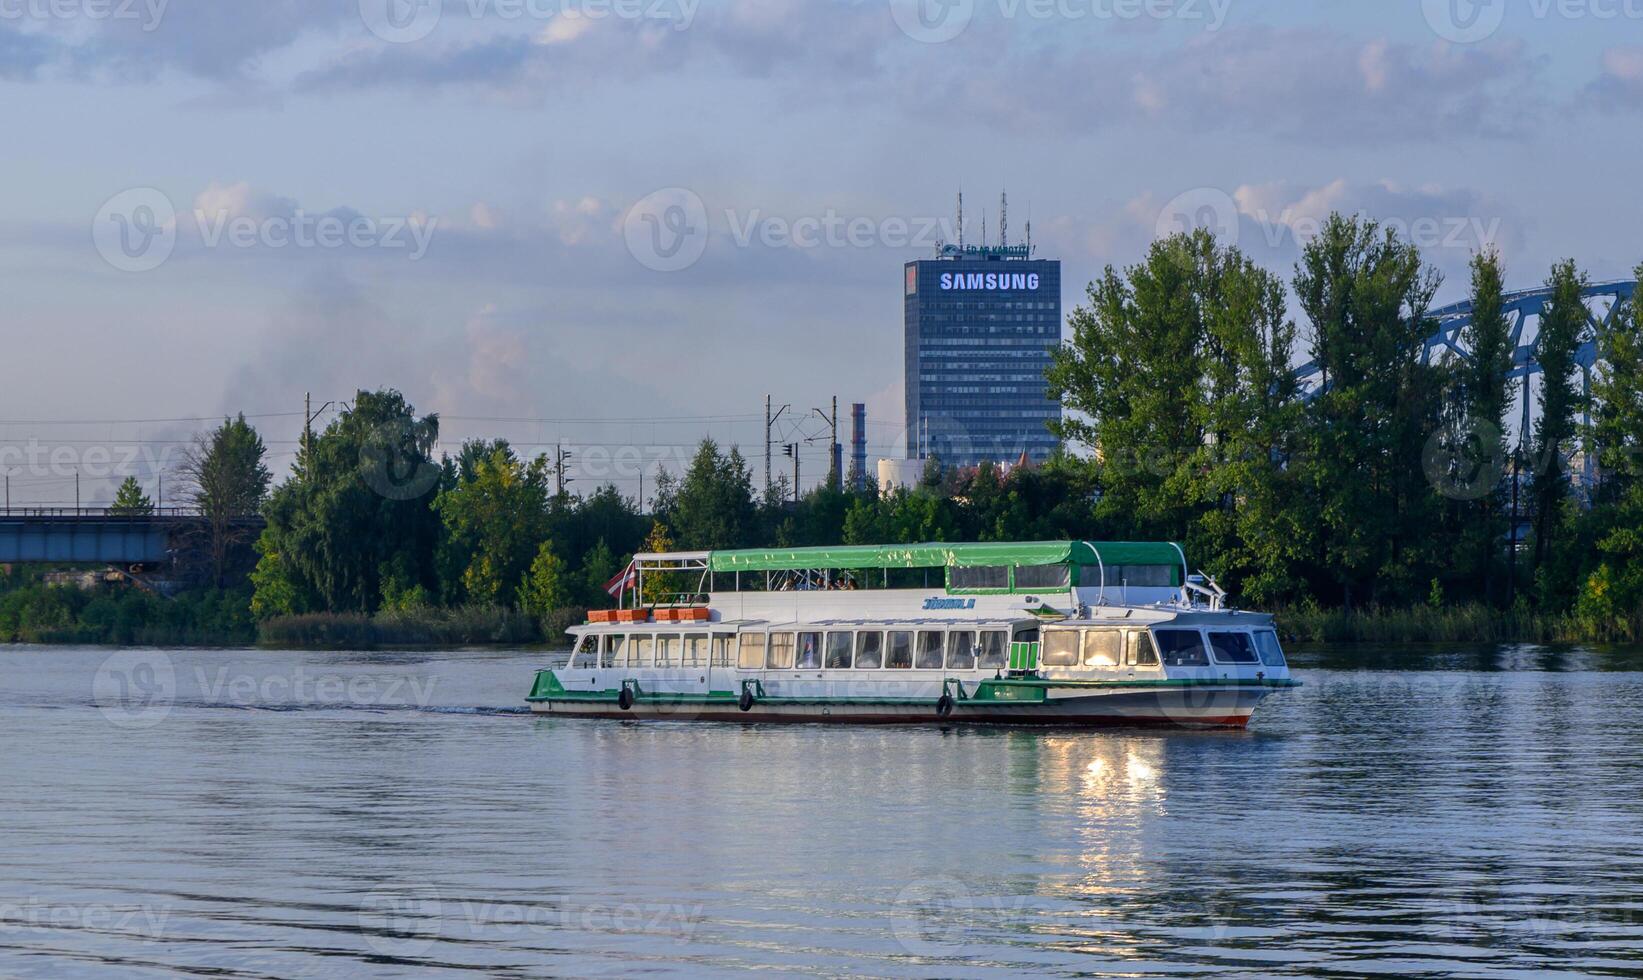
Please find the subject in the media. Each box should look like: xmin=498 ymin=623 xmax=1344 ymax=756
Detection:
xmin=923 ymin=597 xmax=977 ymax=610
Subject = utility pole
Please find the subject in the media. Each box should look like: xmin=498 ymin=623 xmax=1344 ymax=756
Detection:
xmin=765 ymin=396 xmax=789 ymax=495
xmin=554 ymin=442 xmax=573 ymax=496
xmin=812 ymin=397 xmax=842 ymax=491
xmin=303 ymin=392 xmax=334 ymax=461
xmin=782 ymin=443 xmax=800 ymax=503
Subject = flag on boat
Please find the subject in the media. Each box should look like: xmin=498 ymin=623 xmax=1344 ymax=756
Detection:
xmin=605 ymin=562 xmax=638 ymax=598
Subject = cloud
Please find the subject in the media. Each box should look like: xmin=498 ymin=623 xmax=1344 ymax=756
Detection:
xmin=946 ymin=28 xmax=1545 ymax=141
xmin=1587 ymin=45 xmax=1643 ymax=109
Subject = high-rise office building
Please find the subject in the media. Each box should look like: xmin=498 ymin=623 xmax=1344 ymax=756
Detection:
xmin=904 ymin=241 xmax=1062 ymax=468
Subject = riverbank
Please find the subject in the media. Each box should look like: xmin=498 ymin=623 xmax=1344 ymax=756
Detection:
xmin=1273 ymin=603 xmax=1616 ymax=645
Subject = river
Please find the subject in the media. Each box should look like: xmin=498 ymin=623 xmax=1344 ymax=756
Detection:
xmin=2 ymin=644 xmax=1642 ymax=978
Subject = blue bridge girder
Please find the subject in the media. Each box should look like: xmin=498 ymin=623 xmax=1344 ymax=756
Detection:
xmin=1294 ymin=279 xmax=1636 ymax=395
xmin=0 ymin=508 xmax=264 ymax=565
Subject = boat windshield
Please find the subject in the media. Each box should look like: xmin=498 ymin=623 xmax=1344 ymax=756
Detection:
xmin=1207 ymin=631 xmax=1259 ymax=665
xmin=1254 ymin=630 xmax=1287 ymax=667
xmin=1154 ymin=629 xmax=1208 ymax=667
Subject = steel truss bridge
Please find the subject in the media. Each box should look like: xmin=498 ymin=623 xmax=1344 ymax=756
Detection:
xmin=0 ymin=508 xmax=264 ymax=565
xmin=1294 ymin=279 xmax=1638 ymax=485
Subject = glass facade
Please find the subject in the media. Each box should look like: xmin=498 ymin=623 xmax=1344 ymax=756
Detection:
xmin=904 ymin=256 xmax=1062 ymax=467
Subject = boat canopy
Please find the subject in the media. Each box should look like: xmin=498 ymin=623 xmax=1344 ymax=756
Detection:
xmin=706 ymin=541 xmax=1181 ymax=573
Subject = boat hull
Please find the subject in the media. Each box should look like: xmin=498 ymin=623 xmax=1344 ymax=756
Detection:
xmin=527 ymin=683 xmax=1280 ymax=729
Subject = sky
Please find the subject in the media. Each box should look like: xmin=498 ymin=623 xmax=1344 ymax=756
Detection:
xmin=1 ymin=0 xmax=1640 ymax=505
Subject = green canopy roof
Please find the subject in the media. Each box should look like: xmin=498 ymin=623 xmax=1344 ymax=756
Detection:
xmin=707 ymin=541 xmax=1182 ymax=573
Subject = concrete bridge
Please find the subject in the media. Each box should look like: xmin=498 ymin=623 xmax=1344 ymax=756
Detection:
xmin=0 ymin=508 xmax=265 ymax=565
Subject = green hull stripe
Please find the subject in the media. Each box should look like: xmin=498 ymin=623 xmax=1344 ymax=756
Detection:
xmin=526 ymin=674 xmax=1300 ymax=705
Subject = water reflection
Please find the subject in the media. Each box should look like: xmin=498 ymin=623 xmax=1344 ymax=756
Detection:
xmin=0 ymin=646 xmax=1641 ymax=977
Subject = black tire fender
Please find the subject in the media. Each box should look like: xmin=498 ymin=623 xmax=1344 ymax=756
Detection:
xmin=738 ymin=688 xmax=755 ymax=712
xmin=617 ymin=687 xmax=635 ymax=711
xmin=936 ymin=693 xmax=954 ymax=717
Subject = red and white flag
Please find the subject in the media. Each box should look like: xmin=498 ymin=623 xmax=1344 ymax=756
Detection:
xmin=604 ymin=562 xmax=638 ymax=598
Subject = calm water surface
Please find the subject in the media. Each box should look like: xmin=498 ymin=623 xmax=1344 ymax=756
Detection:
xmin=3 ymin=644 xmax=1643 ymax=978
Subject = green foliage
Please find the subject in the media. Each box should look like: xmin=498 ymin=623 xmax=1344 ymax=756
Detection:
xmin=517 ymin=540 xmax=571 ymax=620
xmin=110 ymin=477 xmax=154 ymax=516
xmin=1530 ymin=259 xmax=1589 ymax=579
xmin=0 ymin=581 xmax=255 ymax=646
xmin=434 ymin=446 xmax=552 ymax=606
xmin=180 ymin=414 xmax=271 ymax=587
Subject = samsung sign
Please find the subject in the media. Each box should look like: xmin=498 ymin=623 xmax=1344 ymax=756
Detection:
xmin=939 ymin=272 xmax=1041 ymax=291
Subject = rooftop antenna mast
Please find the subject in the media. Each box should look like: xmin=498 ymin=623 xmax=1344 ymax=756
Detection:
xmin=981 ymin=210 xmax=987 ymax=249
xmin=956 ymin=187 xmax=964 ymax=249
xmin=1025 ymin=201 xmax=1032 ymax=255
xmin=999 ymin=190 xmax=1008 ymax=248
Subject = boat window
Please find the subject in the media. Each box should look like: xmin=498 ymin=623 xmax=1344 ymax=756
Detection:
xmin=1014 ymin=626 xmax=1040 ymax=644
xmin=655 ymin=634 xmax=680 ymax=667
xmin=978 ymin=630 xmax=1008 ymax=669
xmin=712 ymin=635 xmax=734 ymax=667
xmin=1209 ymin=631 xmax=1259 ymax=665
xmin=1106 ymin=564 xmax=1177 ymax=588
xmin=738 ymin=633 xmax=767 ymax=669
xmin=1013 ymin=564 xmax=1070 ymax=590
xmin=855 ymin=631 xmax=884 ymax=669
xmin=602 ymin=635 xmax=626 ymax=668
xmin=1082 ymin=629 xmax=1123 ymax=667
xmin=886 ymin=631 xmax=914 ymax=669
xmin=947 ymin=630 xmax=978 ymax=670
xmin=766 ymin=633 xmax=797 ymax=670
xmin=1128 ymin=630 xmax=1160 ymax=667
xmin=572 ymin=634 xmax=598 ymax=668
xmin=915 ymin=631 xmax=945 ymax=670
xmin=825 ymin=632 xmax=853 ymax=669
xmin=796 ymin=632 xmax=823 ymax=669
xmin=632 ymin=634 xmax=655 ymax=667
xmin=1041 ymin=631 xmax=1079 ymax=667
xmin=1154 ymin=629 xmax=1208 ymax=667
xmin=682 ymin=634 xmax=709 ymax=667
xmin=950 ymin=565 xmax=1010 ymax=590
xmin=1254 ymin=630 xmax=1287 ymax=667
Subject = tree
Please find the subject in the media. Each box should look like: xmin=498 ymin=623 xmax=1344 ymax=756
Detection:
xmin=256 ymin=390 xmax=442 ymax=613
xmin=657 ymin=439 xmax=757 ymax=550
xmin=1454 ymin=248 xmax=1513 ymax=603
xmin=518 ymin=540 xmax=572 ymax=619
xmin=1578 ymin=262 xmax=1643 ymax=636
xmin=1293 ymin=215 xmax=1444 ymax=607
xmin=1529 ymin=259 xmax=1588 ymax=596
xmin=180 ymin=414 xmax=271 ymax=588
xmin=1047 ymin=229 xmax=1303 ymax=602
xmin=109 ymin=476 xmax=154 ymax=517
xmin=434 ymin=447 xmax=552 ymax=607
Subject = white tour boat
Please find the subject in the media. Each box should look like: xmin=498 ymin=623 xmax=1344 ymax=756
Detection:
xmin=526 ymin=541 xmax=1299 ymax=728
